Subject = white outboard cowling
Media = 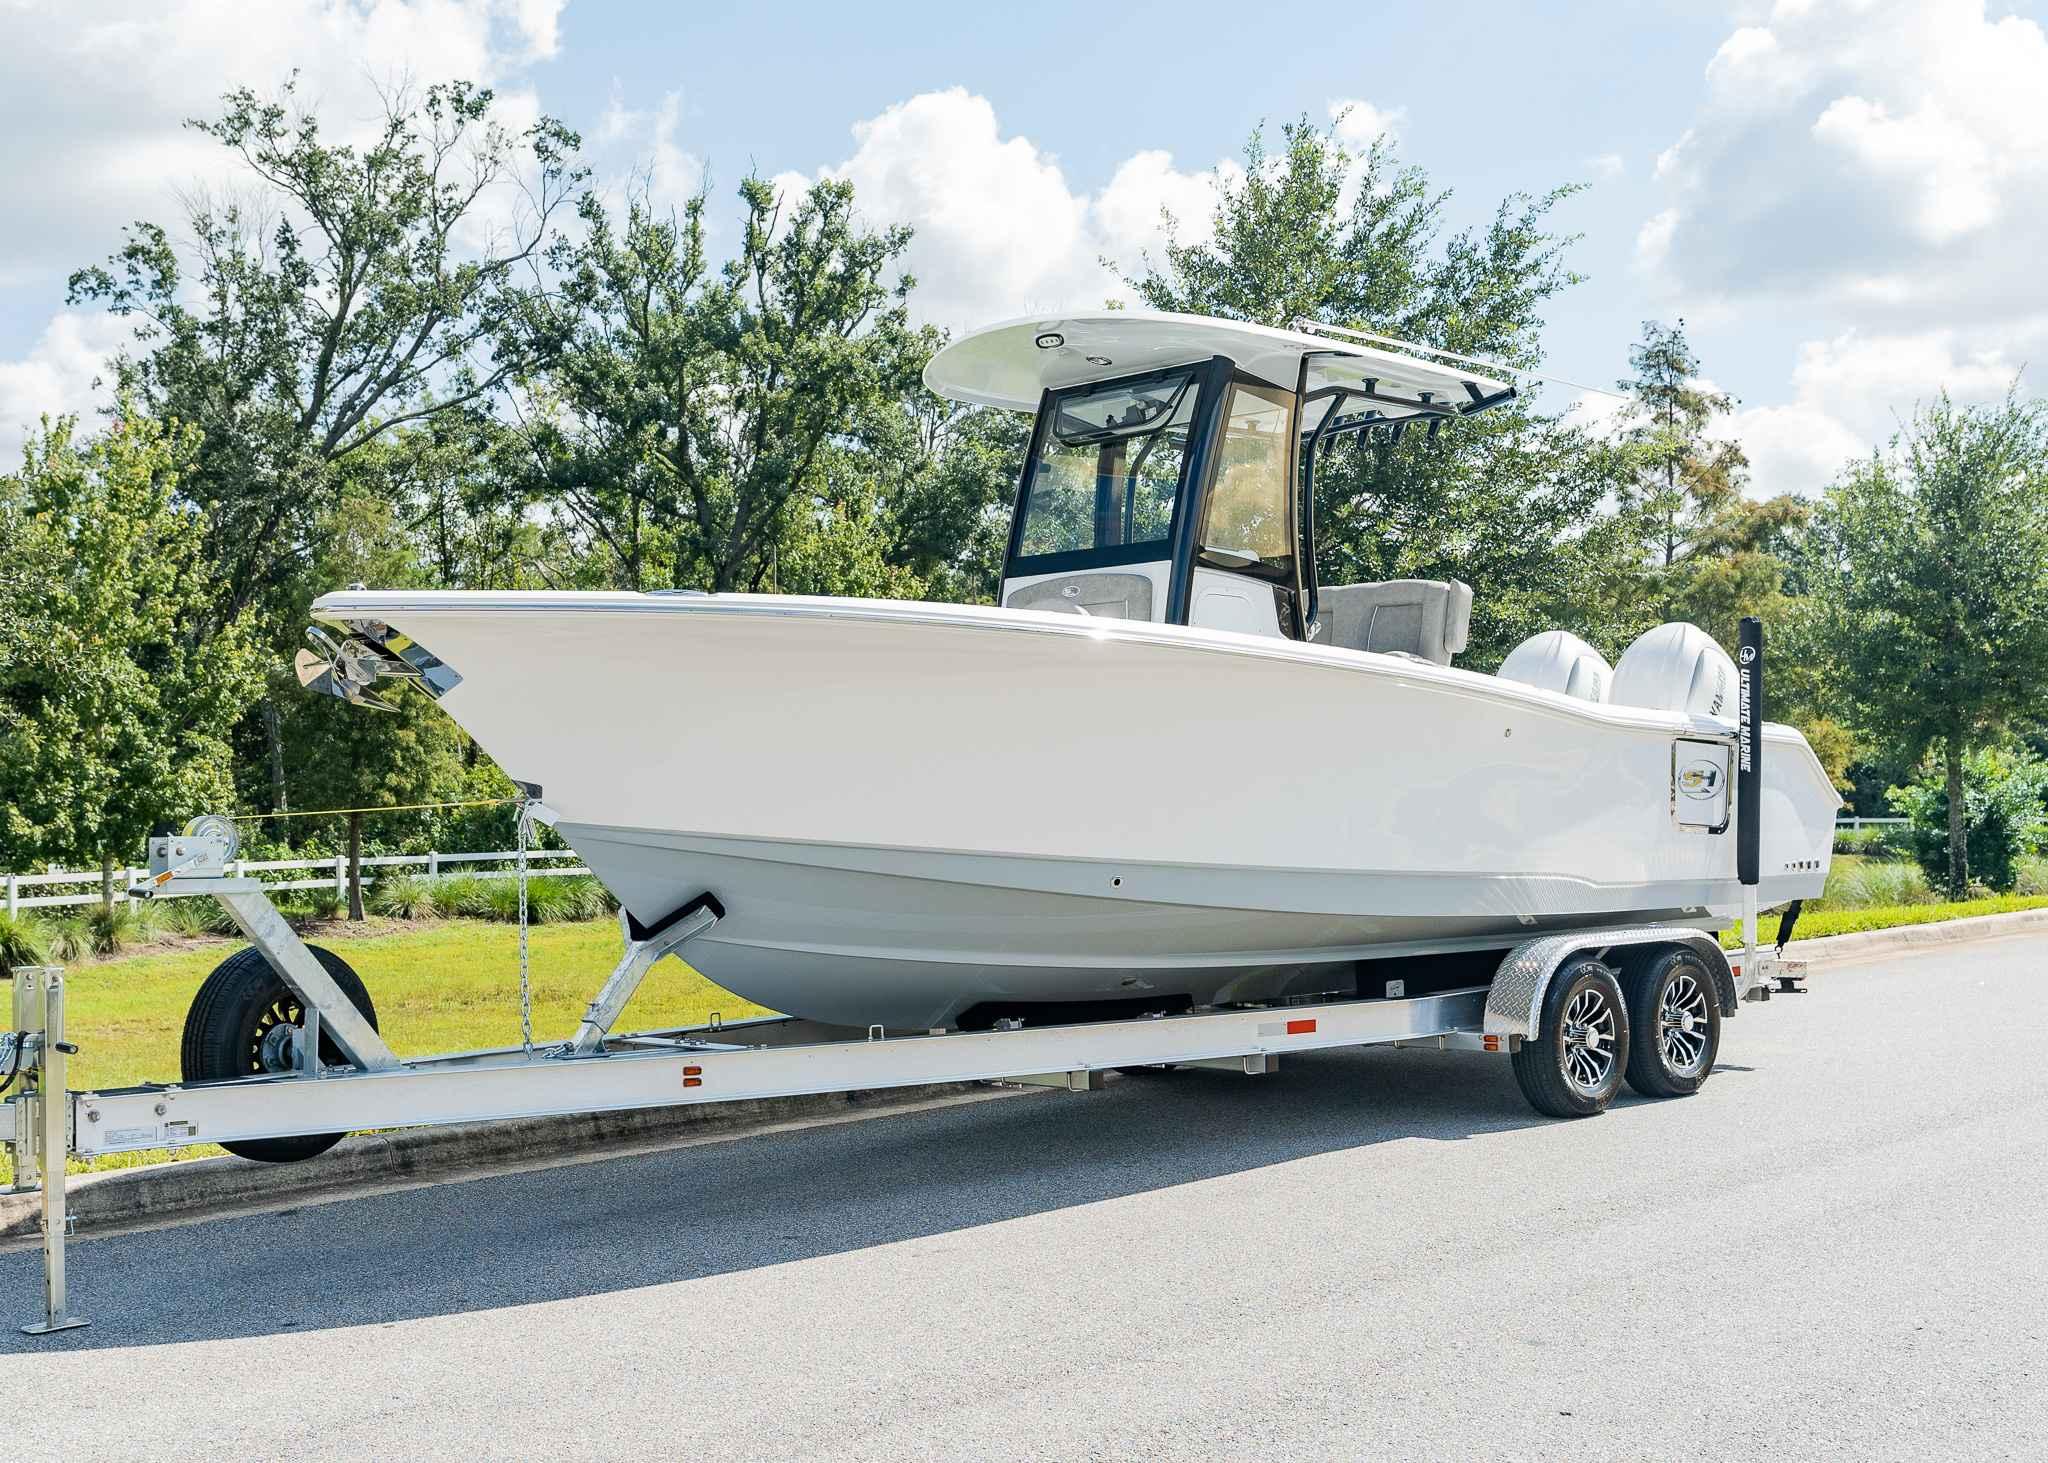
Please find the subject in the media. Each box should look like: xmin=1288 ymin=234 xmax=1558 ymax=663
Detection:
xmin=1497 ymin=630 xmax=1612 ymax=703
xmin=1611 ymin=622 xmax=1738 ymax=720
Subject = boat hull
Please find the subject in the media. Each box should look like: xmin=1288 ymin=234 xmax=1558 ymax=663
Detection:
xmin=314 ymin=591 xmax=1839 ymax=1028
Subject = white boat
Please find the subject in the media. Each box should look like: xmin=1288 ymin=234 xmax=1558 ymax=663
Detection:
xmin=308 ymin=312 xmax=1836 ymax=1030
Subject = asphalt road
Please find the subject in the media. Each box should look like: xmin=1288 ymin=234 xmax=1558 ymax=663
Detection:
xmin=4 ymin=937 xmax=2045 ymax=1461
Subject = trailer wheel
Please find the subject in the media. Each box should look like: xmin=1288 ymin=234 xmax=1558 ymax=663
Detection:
xmin=180 ymin=945 xmax=380 ymax=1163
xmin=1622 ymin=948 xmax=1721 ymax=1099
xmin=1510 ymin=957 xmax=1629 ymax=1118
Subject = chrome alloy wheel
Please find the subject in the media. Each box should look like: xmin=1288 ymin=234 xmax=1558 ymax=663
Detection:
xmin=1657 ymin=971 xmax=1712 ymax=1077
xmin=1559 ymin=984 xmax=1619 ymax=1095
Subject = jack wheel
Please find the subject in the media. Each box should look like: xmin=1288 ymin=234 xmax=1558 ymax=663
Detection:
xmin=1511 ymin=957 xmax=1629 ymax=1118
xmin=180 ymin=945 xmax=380 ymax=1163
xmin=1622 ymin=948 xmax=1721 ymax=1098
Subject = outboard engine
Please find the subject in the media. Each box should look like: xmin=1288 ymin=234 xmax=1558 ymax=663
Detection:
xmin=1610 ymin=622 xmax=1738 ymax=719
xmin=1497 ymin=630 xmax=1611 ymax=702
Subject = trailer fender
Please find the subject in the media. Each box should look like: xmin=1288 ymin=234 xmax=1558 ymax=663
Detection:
xmin=1484 ymin=927 xmax=1735 ymax=1040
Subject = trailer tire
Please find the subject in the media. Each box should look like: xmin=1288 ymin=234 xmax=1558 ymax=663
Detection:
xmin=1510 ymin=957 xmax=1629 ymax=1118
xmin=180 ymin=944 xmax=380 ymax=1163
xmin=1621 ymin=947 xmax=1721 ymax=1099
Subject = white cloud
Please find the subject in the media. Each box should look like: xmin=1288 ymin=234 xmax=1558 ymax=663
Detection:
xmin=593 ymin=87 xmax=705 ymax=206
xmin=1641 ymin=0 xmax=2048 ymax=495
xmin=1586 ymin=152 xmax=1625 ymax=182
xmin=0 ymin=0 xmax=561 ymax=426
xmin=1327 ymin=98 xmax=1405 ymax=151
xmin=1643 ymin=0 xmax=2048 ymax=318
xmin=1729 ymin=327 xmax=2033 ymax=495
xmin=0 ymin=312 xmax=133 ymax=460
xmin=788 ymin=88 xmax=1236 ymax=332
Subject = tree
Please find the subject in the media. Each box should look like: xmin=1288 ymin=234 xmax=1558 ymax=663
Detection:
xmin=0 ymin=413 xmax=262 ymax=906
xmin=1798 ymin=390 xmax=2048 ymax=896
xmin=70 ymin=76 xmax=584 ymax=623
xmin=273 ymin=492 xmax=469 ymax=919
xmin=69 ymin=77 xmax=582 ymax=817
xmin=1614 ymin=320 xmax=1808 ymax=644
xmin=1123 ymin=116 xmax=1643 ymax=665
xmin=512 ymin=176 xmax=929 ymax=594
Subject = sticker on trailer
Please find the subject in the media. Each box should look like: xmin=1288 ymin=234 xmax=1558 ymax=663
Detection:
xmin=1257 ymin=1018 xmax=1318 ymax=1036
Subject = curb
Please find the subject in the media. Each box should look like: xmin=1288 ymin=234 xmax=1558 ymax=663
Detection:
xmin=0 ymin=1081 xmax=1007 ymax=1245
xmin=1779 ymin=906 xmax=2048 ymax=966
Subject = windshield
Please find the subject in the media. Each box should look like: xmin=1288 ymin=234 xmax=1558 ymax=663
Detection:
xmin=1014 ymin=371 xmax=1200 ymax=558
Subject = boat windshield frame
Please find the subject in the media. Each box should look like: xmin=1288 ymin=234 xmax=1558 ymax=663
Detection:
xmin=1003 ymin=356 xmax=1235 ymax=582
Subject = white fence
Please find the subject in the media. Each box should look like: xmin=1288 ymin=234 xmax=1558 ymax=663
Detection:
xmin=0 ymin=817 xmax=1917 ymax=916
xmin=3 ymin=848 xmax=592 ymax=916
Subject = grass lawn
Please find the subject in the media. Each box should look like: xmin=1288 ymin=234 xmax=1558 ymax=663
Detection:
xmin=4 ymin=917 xmax=768 ymax=1182
xmin=1719 ymin=893 xmax=2048 ymax=947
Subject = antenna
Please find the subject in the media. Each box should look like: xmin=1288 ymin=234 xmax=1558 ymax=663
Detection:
xmin=1290 ymin=317 xmax=1631 ymax=403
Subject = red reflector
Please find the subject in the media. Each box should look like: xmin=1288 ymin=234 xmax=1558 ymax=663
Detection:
xmin=683 ymin=1076 xmax=703 ymax=1088
xmin=683 ymin=1065 xmax=702 ymax=1076
xmin=1285 ymin=1018 xmax=1316 ymax=1035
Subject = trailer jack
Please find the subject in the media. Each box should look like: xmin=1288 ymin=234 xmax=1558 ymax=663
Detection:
xmin=4 ymin=968 xmax=89 ymax=1335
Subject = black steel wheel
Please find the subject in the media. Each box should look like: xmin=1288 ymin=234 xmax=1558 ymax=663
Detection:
xmin=1510 ymin=957 xmax=1630 ymax=1118
xmin=1622 ymin=947 xmax=1722 ymax=1099
xmin=180 ymin=944 xmax=379 ymax=1163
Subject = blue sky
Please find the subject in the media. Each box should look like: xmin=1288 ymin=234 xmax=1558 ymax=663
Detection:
xmin=4 ymin=1 xmax=2044 ymax=496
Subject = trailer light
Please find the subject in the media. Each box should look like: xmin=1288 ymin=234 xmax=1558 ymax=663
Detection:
xmin=1285 ymin=1018 xmax=1316 ymax=1035
xmin=683 ymin=1064 xmax=704 ymax=1088
xmin=1483 ymin=1034 xmax=1501 ymax=1052
xmin=683 ymin=1065 xmax=702 ymax=1075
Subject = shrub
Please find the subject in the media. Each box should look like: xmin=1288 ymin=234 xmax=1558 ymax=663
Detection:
xmin=2016 ymin=856 xmax=2048 ymax=897
xmin=368 ymin=874 xmax=436 ymax=920
xmin=84 ymin=901 xmax=160 ymax=956
xmin=429 ymin=875 xmax=493 ymax=919
xmin=0 ymin=911 xmax=48 ymax=972
xmin=154 ymin=897 xmax=237 ymax=938
xmin=285 ymin=888 xmax=345 ymax=923
xmin=36 ymin=916 xmax=91 ymax=963
xmin=1823 ymin=860 xmax=1934 ymax=909
xmin=1889 ymin=748 xmax=2048 ymax=893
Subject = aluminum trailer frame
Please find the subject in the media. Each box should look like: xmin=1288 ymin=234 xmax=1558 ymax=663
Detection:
xmin=5 ymin=864 xmax=1805 ymax=1335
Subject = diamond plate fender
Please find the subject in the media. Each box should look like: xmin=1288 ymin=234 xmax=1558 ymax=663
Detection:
xmin=1483 ymin=927 xmax=1735 ymax=1040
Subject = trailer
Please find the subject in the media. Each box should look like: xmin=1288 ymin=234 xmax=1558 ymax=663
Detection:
xmin=2 ymin=807 xmax=1807 ymax=1336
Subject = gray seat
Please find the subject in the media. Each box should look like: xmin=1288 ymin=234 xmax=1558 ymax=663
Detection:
xmin=1317 ymin=579 xmax=1472 ymax=664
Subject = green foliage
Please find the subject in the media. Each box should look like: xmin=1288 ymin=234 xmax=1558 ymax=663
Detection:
xmin=0 ymin=414 xmax=263 ymax=886
xmin=83 ymin=901 xmax=160 ymax=956
xmin=415 ymin=872 xmax=609 ymax=923
xmin=2014 ymin=856 xmax=2048 ymax=897
xmin=156 ymin=898 xmax=239 ymax=938
xmin=1719 ymin=892 xmax=2048 ymax=947
xmin=1821 ymin=858 xmax=1934 ymax=908
xmin=35 ymin=917 xmax=91 ymax=965
xmin=68 ymin=77 xmax=584 ymax=624
xmin=1612 ymin=319 xmax=1811 ymax=647
xmin=367 ymin=874 xmax=436 ymax=920
xmin=1888 ymin=748 xmax=2048 ymax=893
xmin=287 ymin=888 xmax=347 ymax=923
xmin=427 ymin=875 xmax=493 ymax=920
xmin=1799 ymin=392 xmax=2048 ymax=893
xmin=0 ymin=911 xmax=47 ymax=972
xmin=1833 ymin=825 xmax=1914 ymax=858
xmin=1122 ymin=114 xmax=1641 ymax=665
xmin=513 ymin=175 xmax=932 ymax=595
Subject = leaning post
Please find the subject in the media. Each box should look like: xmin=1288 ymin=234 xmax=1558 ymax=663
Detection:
xmin=1736 ymin=617 xmax=1764 ymax=986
